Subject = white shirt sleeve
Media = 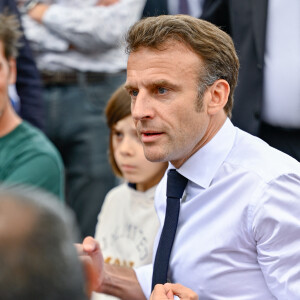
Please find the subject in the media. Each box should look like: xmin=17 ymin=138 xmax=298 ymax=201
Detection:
xmin=22 ymin=15 xmax=69 ymax=52
xmin=42 ymin=0 xmax=146 ymax=53
xmin=252 ymin=173 xmax=300 ymax=299
xmin=134 ymin=264 xmax=153 ymax=299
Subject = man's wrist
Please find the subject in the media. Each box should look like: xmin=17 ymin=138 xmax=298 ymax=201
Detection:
xmin=100 ymin=264 xmax=146 ymax=300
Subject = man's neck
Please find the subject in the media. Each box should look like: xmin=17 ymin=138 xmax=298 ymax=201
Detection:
xmin=171 ymin=113 xmax=227 ymax=169
xmin=0 ymin=104 xmax=22 ymax=137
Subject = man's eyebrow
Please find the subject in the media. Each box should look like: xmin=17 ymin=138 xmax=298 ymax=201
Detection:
xmin=124 ymin=83 xmax=135 ymax=91
xmin=151 ymin=80 xmax=177 ymax=89
xmin=124 ymin=80 xmax=177 ymax=90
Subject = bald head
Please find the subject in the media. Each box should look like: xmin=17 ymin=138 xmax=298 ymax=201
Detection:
xmin=0 ymin=186 xmax=87 ymax=300
xmin=0 ymin=195 xmax=37 ymax=243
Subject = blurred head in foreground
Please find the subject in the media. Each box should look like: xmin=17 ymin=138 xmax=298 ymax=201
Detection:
xmin=0 ymin=185 xmax=96 ymax=300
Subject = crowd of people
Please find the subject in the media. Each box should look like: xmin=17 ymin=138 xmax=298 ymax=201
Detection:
xmin=0 ymin=0 xmax=299 ymax=299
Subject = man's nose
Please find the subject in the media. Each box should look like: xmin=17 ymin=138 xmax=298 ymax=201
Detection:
xmin=131 ymin=91 xmax=154 ymax=121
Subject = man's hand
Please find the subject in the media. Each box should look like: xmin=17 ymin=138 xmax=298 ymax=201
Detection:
xmin=96 ymin=0 xmax=120 ymax=6
xmin=151 ymin=283 xmax=198 ymax=300
xmin=75 ymin=236 xmax=104 ymax=292
xmin=27 ymin=3 xmax=49 ymax=23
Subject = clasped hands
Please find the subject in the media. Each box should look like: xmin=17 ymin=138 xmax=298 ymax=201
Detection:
xmin=151 ymin=283 xmax=198 ymax=300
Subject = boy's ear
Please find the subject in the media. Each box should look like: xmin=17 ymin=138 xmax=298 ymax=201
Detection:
xmin=207 ymin=79 xmax=230 ymax=115
xmin=8 ymin=58 xmax=17 ymax=85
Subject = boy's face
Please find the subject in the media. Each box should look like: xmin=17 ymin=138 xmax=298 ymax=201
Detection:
xmin=112 ymin=115 xmax=166 ymax=191
xmin=0 ymin=41 xmax=16 ymax=119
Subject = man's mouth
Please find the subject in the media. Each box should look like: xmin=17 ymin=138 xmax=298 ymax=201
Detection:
xmin=140 ymin=131 xmax=163 ymax=142
xmin=143 ymin=132 xmax=162 ymax=136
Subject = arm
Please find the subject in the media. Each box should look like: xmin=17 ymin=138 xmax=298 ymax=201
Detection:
xmin=21 ymin=14 xmax=69 ymax=52
xmin=26 ymin=0 xmax=146 ymax=53
xmin=253 ymin=174 xmax=300 ymax=299
xmin=151 ymin=283 xmax=198 ymax=300
xmin=78 ymin=237 xmax=146 ymax=300
xmin=5 ymin=154 xmax=64 ymax=202
xmin=97 ymin=0 xmax=120 ymax=6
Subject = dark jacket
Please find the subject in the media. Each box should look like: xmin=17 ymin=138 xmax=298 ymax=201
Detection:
xmin=142 ymin=0 xmax=169 ymax=17
xmin=202 ymin=0 xmax=268 ymax=135
xmin=0 ymin=0 xmax=44 ymax=130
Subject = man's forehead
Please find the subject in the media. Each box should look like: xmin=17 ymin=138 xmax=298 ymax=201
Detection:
xmin=126 ymin=46 xmax=201 ymax=88
xmin=128 ymin=42 xmax=188 ymax=60
xmin=127 ymin=41 xmax=202 ymax=69
xmin=128 ymin=38 xmax=192 ymax=53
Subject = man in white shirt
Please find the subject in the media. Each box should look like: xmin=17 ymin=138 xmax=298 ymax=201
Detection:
xmin=77 ymin=15 xmax=300 ymax=299
xmin=18 ymin=0 xmax=146 ymax=238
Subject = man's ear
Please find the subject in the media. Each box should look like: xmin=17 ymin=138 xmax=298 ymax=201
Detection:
xmin=81 ymin=256 xmax=98 ymax=299
xmin=8 ymin=58 xmax=17 ymax=85
xmin=207 ymin=79 xmax=230 ymax=115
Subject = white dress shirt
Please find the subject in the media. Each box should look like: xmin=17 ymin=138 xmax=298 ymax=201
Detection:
xmin=135 ymin=118 xmax=300 ymax=299
xmin=21 ymin=0 xmax=146 ymax=72
xmin=262 ymin=0 xmax=300 ymax=128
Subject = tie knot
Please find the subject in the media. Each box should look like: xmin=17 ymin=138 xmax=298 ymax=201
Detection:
xmin=167 ymin=169 xmax=188 ymax=199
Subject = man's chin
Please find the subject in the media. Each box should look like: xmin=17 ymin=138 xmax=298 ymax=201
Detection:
xmin=144 ymin=151 xmax=167 ymax=163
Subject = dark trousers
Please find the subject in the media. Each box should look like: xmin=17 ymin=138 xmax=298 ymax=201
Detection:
xmin=259 ymin=122 xmax=300 ymax=162
xmin=43 ymin=72 xmax=126 ymax=239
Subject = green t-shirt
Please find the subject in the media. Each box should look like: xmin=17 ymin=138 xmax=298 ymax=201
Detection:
xmin=0 ymin=121 xmax=64 ymax=201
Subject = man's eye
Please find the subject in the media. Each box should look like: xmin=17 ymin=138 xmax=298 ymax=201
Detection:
xmin=157 ymin=87 xmax=167 ymax=94
xmin=131 ymin=90 xmax=138 ymax=97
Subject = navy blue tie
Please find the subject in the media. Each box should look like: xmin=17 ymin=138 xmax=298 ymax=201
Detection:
xmin=152 ymin=169 xmax=188 ymax=290
xmin=179 ymin=0 xmax=189 ymax=15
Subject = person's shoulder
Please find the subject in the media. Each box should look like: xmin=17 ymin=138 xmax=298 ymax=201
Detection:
xmin=99 ymin=183 xmax=129 ymax=215
xmin=105 ymin=182 xmax=129 ymax=200
xmin=18 ymin=121 xmax=62 ymax=160
xmin=1 ymin=121 xmax=63 ymax=174
xmin=226 ymin=128 xmax=300 ymax=183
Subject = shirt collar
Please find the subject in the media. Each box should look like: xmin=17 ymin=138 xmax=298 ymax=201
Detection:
xmin=169 ymin=118 xmax=236 ymax=189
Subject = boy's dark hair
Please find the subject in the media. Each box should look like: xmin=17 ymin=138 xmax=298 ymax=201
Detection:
xmin=105 ymin=84 xmax=131 ymax=177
